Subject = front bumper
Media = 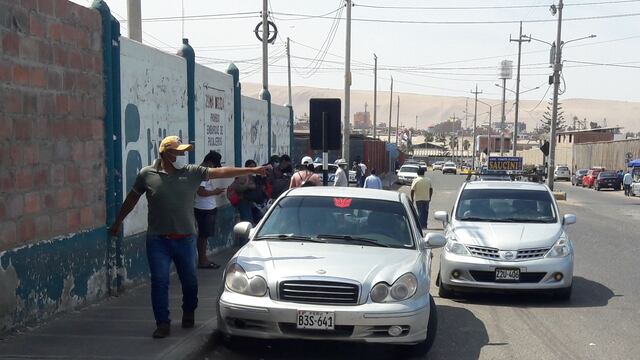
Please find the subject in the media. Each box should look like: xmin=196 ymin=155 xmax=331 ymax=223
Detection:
xmin=218 ymin=290 xmax=431 ymax=344
xmin=440 ymin=251 xmax=573 ymax=291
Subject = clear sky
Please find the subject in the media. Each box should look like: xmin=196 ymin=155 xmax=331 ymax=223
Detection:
xmin=73 ymin=0 xmax=640 ymax=103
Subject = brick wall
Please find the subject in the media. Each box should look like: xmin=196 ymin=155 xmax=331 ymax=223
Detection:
xmin=0 ymin=0 xmax=105 ymax=251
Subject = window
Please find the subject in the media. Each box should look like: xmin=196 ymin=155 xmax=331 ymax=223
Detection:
xmin=400 ymin=166 xmax=419 ymax=173
xmin=455 ymin=189 xmax=557 ymax=223
xmin=257 ymin=197 xmax=415 ymax=248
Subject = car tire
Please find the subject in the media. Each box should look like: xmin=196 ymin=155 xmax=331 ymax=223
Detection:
xmin=553 ymin=285 xmax=572 ymax=301
xmin=401 ymin=295 xmax=438 ymax=357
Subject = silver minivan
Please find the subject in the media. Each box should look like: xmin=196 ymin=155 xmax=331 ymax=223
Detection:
xmin=435 ymin=181 xmax=576 ymax=300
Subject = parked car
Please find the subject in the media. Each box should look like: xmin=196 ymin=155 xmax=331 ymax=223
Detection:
xmin=594 ymin=171 xmax=621 ymax=191
xmin=442 ymin=162 xmax=457 ymax=175
xmin=554 ymin=165 xmax=571 ymax=181
xmin=432 ymin=161 xmax=445 ymax=171
xmin=218 ymin=187 xmax=447 ymax=355
xmin=419 ymin=161 xmax=428 ymax=171
xmin=396 ymin=164 xmax=421 ymax=185
xmin=434 ymin=181 xmax=576 ymax=300
xmin=314 ymin=163 xmax=356 ymax=185
xmin=571 ymin=169 xmax=589 ymax=186
xmin=582 ymin=168 xmax=604 ymax=188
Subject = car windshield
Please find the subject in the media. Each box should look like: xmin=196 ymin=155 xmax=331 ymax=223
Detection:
xmin=400 ymin=166 xmax=419 ymax=173
xmin=256 ymin=196 xmax=415 ymax=249
xmin=455 ymin=188 xmax=557 ymax=223
xmin=557 ymin=167 xmax=569 ymax=171
xmin=445 ymin=162 xmax=455 ymax=167
xmin=577 ymin=169 xmax=589 ymax=175
xmin=599 ymin=171 xmax=617 ymax=178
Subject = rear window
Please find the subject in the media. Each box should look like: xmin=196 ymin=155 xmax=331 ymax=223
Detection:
xmin=577 ymin=169 xmax=589 ymax=175
xmin=599 ymin=171 xmax=617 ymax=178
xmin=445 ymin=162 xmax=455 ymax=167
xmin=400 ymin=166 xmax=419 ymax=173
xmin=257 ymin=196 xmax=415 ymax=248
xmin=557 ymin=167 xmax=569 ymax=171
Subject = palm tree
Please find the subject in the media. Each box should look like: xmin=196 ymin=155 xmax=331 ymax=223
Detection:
xmin=462 ymin=139 xmax=470 ymax=156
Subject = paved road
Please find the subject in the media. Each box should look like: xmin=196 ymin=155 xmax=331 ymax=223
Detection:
xmin=204 ymin=173 xmax=640 ymax=360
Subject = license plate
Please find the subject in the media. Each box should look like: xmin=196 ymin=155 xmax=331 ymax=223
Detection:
xmin=495 ymin=268 xmax=520 ymax=281
xmin=296 ymin=311 xmax=335 ymax=330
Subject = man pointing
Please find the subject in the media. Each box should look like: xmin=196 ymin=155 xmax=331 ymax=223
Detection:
xmin=109 ymin=136 xmax=268 ymax=338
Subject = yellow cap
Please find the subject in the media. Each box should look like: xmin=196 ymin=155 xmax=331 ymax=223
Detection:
xmin=159 ymin=136 xmax=193 ymax=153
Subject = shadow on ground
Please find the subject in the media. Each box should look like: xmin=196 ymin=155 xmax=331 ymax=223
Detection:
xmin=204 ymin=304 xmax=488 ymax=360
xmin=450 ymin=276 xmax=617 ymax=309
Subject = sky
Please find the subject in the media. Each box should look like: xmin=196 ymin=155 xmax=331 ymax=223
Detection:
xmin=72 ymin=0 xmax=640 ymax=103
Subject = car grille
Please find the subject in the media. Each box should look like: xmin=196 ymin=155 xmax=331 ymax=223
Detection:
xmin=470 ymin=271 xmax=546 ymax=283
xmin=516 ymin=248 xmax=550 ymax=260
xmin=279 ymin=280 xmax=359 ymax=305
xmin=467 ymin=245 xmax=499 ymax=259
xmin=279 ymin=323 xmax=354 ymax=337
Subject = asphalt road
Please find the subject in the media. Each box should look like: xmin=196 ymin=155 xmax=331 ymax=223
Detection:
xmin=204 ymin=173 xmax=640 ymax=360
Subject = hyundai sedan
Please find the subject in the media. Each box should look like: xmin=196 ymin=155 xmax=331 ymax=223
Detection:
xmin=434 ymin=181 xmax=576 ymax=300
xmin=217 ymin=187 xmax=446 ymax=355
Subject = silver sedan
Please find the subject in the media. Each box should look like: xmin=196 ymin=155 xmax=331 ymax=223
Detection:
xmin=217 ymin=187 xmax=446 ymax=356
xmin=434 ymin=181 xmax=576 ymax=300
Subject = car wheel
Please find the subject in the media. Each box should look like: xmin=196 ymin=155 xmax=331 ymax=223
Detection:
xmin=553 ymin=285 xmax=572 ymax=301
xmin=401 ymin=295 xmax=438 ymax=357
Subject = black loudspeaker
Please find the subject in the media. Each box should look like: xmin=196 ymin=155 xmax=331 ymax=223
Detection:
xmin=309 ymin=98 xmax=341 ymax=150
xmin=540 ymin=140 xmax=550 ymax=156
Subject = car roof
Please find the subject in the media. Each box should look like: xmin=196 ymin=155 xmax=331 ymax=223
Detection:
xmin=463 ymin=181 xmax=550 ymax=191
xmin=285 ymin=187 xmax=403 ymax=202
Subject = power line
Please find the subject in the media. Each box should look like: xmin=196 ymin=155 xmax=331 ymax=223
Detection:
xmin=354 ymin=0 xmax=640 ymax=11
xmin=564 ymin=60 xmax=640 ymax=69
xmin=271 ymin=11 xmax=640 ymax=25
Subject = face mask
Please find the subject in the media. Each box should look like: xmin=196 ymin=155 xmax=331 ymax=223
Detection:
xmin=171 ymin=154 xmax=188 ymax=169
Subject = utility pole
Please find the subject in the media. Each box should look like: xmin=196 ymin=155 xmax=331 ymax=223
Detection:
xmin=387 ymin=76 xmax=393 ymax=143
xmin=415 ymin=115 xmax=418 ymax=130
xmin=487 ymin=108 xmax=492 ymax=161
xmin=286 ymin=37 xmax=292 ymax=106
xmin=395 ymin=96 xmax=400 ymax=146
xmin=127 ymin=0 xmax=142 ymax=42
xmin=262 ymin=0 xmax=268 ymax=91
xmin=342 ymin=0 xmax=352 ymax=161
xmin=373 ymin=54 xmax=377 ymax=139
xmin=471 ymin=85 xmax=482 ymax=170
xmin=548 ymin=0 xmax=564 ymax=191
xmin=511 ymin=21 xmax=530 ymax=156
xmin=499 ymin=77 xmax=507 ymax=156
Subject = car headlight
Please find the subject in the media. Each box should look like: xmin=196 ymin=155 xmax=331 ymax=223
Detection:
xmin=370 ymin=273 xmax=418 ymax=303
xmin=545 ymin=233 xmax=573 ymax=258
xmin=444 ymin=234 xmax=471 ymax=256
xmin=224 ymin=263 xmax=268 ymax=296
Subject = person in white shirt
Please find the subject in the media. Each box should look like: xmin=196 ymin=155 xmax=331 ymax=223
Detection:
xmin=623 ymin=170 xmax=633 ymax=196
xmin=363 ymin=168 xmax=383 ymax=189
xmin=358 ymin=160 xmax=368 ymax=187
xmin=334 ymin=159 xmax=349 ymax=187
xmin=194 ymin=151 xmax=226 ymax=269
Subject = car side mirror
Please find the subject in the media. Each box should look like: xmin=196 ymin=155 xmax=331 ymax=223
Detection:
xmin=563 ymin=214 xmax=576 ymax=226
xmin=423 ymin=233 xmax=447 ymax=249
xmin=434 ymin=211 xmax=449 ymax=225
xmin=233 ymin=221 xmax=253 ymax=240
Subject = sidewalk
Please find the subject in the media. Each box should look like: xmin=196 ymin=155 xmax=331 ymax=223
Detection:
xmin=0 ymin=248 xmax=237 ymax=360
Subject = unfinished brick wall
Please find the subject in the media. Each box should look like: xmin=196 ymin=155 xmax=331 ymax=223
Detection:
xmin=0 ymin=0 xmax=105 ymax=251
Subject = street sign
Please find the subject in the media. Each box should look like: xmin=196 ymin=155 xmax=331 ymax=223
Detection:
xmin=488 ymin=156 xmax=523 ymax=171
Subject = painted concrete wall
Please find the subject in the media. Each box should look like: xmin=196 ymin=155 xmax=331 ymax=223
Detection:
xmin=0 ymin=0 xmax=106 ymax=332
xmin=119 ymin=37 xmax=188 ymax=237
xmin=241 ymin=96 xmax=269 ymax=165
xmin=271 ymin=104 xmax=291 ymax=156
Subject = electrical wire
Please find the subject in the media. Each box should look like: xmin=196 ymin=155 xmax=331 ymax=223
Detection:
xmin=353 ymin=0 xmax=640 ymax=11
xmin=563 ymin=60 xmax=640 ymax=69
xmin=524 ymin=85 xmax=552 ymax=112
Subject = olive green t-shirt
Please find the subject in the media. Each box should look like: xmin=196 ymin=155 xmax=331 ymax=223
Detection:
xmin=132 ymin=160 xmax=209 ymax=235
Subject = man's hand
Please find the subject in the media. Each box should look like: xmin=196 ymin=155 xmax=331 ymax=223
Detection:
xmin=253 ymin=165 xmax=271 ymax=177
xmin=213 ymin=187 xmax=226 ymax=195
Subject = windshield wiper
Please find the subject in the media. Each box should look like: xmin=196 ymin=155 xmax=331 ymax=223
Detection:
xmin=254 ymin=234 xmax=327 ymax=243
xmin=316 ymin=234 xmax=389 ymax=248
xmin=458 ymin=217 xmax=494 ymax=222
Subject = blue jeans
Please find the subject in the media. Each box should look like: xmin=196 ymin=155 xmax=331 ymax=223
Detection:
xmin=237 ymin=200 xmax=261 ymax=225
xmin=416 ymin=200 xmax=430 ymax=229
xmin=146 ymin=234 xmax=198 ymax=325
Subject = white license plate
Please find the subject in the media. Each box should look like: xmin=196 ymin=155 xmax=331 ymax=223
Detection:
xmin=296 ymin=311 xmax=335 ymax=330
xmin=495 ymin=268 xmax=520 ymax=281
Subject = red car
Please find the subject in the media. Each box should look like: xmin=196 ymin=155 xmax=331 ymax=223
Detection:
xmin=582 ymin=168 xmax=605 ymax=188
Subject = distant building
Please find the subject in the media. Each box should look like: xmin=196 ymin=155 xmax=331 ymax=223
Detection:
xmin=353 ymin=111 xmax=371 ymax=130
xmin=556 ymin=126 xmax=621 ymax=145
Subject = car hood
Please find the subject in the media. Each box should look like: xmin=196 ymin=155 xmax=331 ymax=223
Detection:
xmin=451 ymin=221 xmax=563 ymax=250
xmin=235 ymin=240 xmax=422 ymax=285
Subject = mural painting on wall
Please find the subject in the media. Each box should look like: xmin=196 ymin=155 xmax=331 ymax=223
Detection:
xmin=271 ymin=107 xmax=291 ymax=156
xmin=242 ymin=114 xmax=266 ymax=165
xmin=204 ymin=85 xmax=226 ymax=164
